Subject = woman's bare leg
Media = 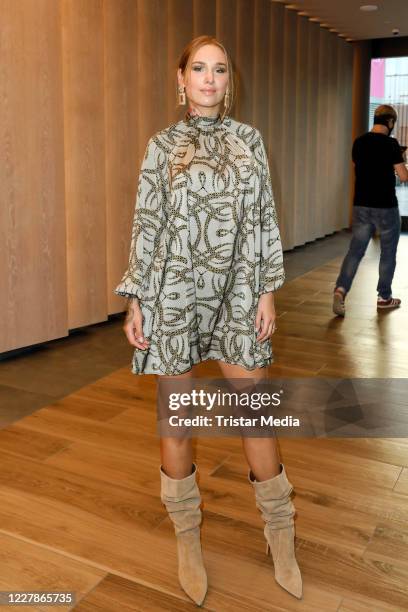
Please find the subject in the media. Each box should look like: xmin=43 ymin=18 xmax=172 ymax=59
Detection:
xmin=158 ymin=366 xmax=198 ymax=479
xmin=216 ymin=362 xmax=281 ymax=481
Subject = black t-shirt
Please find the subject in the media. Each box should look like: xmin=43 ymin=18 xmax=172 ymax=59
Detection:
xmin=352 ymin=132 xmax=404 ymax=208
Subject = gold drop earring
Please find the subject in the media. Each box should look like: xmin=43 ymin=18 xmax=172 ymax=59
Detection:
xmin=224 ymin=88 xmax=230 ymax=109
xmin=178 ymin=86 xmax=186 ymax=105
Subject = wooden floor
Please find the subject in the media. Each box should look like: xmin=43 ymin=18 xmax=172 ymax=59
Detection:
xmin=1 ymin=236 xmax=408 ymax=611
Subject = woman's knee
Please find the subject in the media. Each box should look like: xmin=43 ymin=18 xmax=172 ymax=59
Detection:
xmin=161 ymin=436 xmax=192 ymax=450
xmin=217 ymin=361 xmax=267 ymax=381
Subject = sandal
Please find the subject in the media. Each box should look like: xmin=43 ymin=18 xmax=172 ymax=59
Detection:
xmin=377 ymin=296 xmax=401 ymax=310
xmin=333 ymin=288 xmax=346 ymax=317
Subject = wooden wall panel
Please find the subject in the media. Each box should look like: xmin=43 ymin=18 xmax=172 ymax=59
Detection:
xmin=62 ymin=0 xmax=106 ymax=328
xmin=253 ymin=0 xmax=270 ymax=137
xmin=105 ymin=0 xmax=139 ymax=317
xmin=343 ymin=41 xmax=354 ymax=224
xmin=326 ymin=29 xmax=338 ymax=235
xmin=335 ymin=38 xmax=345 ymax=229
xmin=0 ymin=0 xmax=67 ymax=352
xmin=305 ymin=21 xmax=320 ymax=243
xmin=136 ymin=0 xmax=168 ymax=152
xmin=280 ymin=7 xmax=297 ymax=249
xmin=236 ymin=0 xmax=254 ymax=124
xmin=316 ymin=27 xmax=330 ymax=240
xmin=293 ymin=16 xmax=308 ymax=247
xmin=193 ymin=0 xmax=216 ymax=38
xmin=167 ymin=0 xmax=193 ymax=124
xmin=216 ymin=0 xmax=237 ymax=78
xmin=268 ymin=1 xmax=285 ymax=229
xmin=336 ymin=37 xmax=352 ymax=230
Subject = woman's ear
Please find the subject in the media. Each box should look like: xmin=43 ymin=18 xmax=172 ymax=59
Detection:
xmin=177 ymin=67 xmax=184 ymax=88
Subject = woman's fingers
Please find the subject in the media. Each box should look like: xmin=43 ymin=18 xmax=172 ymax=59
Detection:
xmin=267 ymin=320 xmax=276 ymax=338
xmin=256 ymin=316 xmax=269 ymax=342
xmin=256 ymin=316 xmax=277 ymax=342
xmin=255 ymin=309 xmax=262 ymax=335
xmin=123 ymin=304 xmax=150 ymax=350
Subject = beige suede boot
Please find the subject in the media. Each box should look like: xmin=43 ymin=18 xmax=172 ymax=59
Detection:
xmin=160 ymin=463 xmax=208 ymax=606
xmin=249 ymin=462 xmax=303 ymax=599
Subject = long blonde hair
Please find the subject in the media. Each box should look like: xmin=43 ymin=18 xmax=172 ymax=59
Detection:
xmin=176 ymin=35 xmax=235 ymax=120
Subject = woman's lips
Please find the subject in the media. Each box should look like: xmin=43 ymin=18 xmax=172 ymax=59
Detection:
xmin=201 ymin=89 xmax=216 ymax=94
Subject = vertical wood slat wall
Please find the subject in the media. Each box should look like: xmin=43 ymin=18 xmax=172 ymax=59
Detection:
xmin=0 ymin=0 xmax=67 ymax=353
xmin=1 ymin=0 xmax=354 ymax=353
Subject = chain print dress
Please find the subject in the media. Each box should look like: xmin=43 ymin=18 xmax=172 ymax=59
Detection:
xmin=114 ymin=111 xmax=285 ymax=375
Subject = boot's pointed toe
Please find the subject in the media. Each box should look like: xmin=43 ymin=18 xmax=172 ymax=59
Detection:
xmin=177 ymin=528 xmax=208 ymax=605
xmin=275 ymin=562 xmax=303 ymax=599
xmin=264 ymin=525 xmax=303 ymax=599
xmin=276 ymin=575 xmax=302 ymax=599
xmin=266 ymin=535 xmax=303 ymax=599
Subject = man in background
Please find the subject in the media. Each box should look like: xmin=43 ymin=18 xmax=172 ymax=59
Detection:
xmin=333 ymin=104 xmax=408 ymax=316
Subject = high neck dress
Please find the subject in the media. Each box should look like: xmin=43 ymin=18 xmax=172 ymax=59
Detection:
xmin=114 ymin=111 xmax=285 ymax=375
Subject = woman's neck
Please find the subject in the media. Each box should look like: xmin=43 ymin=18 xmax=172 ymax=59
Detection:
xmin=187 ymin=104 xmax=221 ymax=118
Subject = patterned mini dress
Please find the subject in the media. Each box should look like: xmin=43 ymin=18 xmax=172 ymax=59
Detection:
xmin=114 ymin=111 xmax=285 ymax=375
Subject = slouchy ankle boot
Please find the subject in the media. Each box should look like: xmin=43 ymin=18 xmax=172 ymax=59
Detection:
xmin=160 ymin=463 xmax=208 ymax=606
xmin=249 ymin=463 xmax=302 ymax=599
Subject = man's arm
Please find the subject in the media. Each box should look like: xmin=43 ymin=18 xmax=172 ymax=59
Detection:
xmin=394 ymin=162 xmax=408 ymax=183
xmin=391 ymin=138 xmax=407 ymax=182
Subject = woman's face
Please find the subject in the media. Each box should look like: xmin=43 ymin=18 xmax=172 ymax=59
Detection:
xmin=178 ymin=44 xmax=229 ymax=116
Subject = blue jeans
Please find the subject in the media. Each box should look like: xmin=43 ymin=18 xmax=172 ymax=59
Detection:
xmin=336 ymin=206 xmax=401 ymax=300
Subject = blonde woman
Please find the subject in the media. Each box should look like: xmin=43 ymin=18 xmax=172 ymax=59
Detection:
xmin=114 ymin=36 xmax=302 ymax=606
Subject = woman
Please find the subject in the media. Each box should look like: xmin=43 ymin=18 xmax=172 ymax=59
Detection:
xmin=114 ymin=36 xmax=302 ymax=606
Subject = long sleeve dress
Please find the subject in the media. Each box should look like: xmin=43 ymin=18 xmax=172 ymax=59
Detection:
xmin=114 ymin=111 xmax=285 ymax=376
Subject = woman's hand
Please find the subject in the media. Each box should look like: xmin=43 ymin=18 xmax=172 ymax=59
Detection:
xmin=123 ymin=298 xmax=150 ymax=350
xmin=255 ymin=292 xmax=277 ymax=342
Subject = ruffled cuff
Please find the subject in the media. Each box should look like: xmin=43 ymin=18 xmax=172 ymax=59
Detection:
xmin=113 ymin=276 xmax=143 ymax=300
xmin=258 ymin=270 xmax=285 ymax=296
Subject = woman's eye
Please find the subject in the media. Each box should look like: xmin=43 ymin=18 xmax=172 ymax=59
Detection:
xmin=192 ymin=66 xmax=226 ymax=73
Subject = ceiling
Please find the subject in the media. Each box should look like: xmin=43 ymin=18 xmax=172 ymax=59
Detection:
xmin=273 ymin=1 xmax=408 ymax=41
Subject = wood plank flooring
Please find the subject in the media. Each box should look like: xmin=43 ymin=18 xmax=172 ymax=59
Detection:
xmin=1 ymin=236 xmax=408 ymax=610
